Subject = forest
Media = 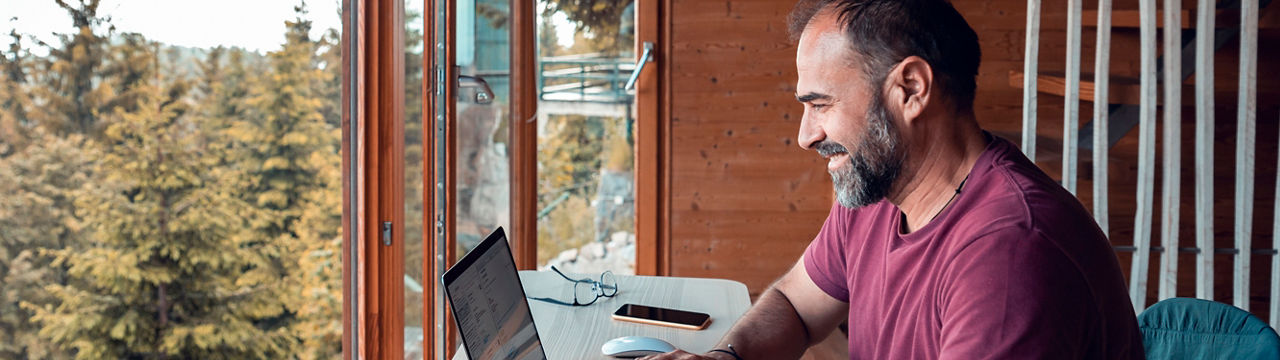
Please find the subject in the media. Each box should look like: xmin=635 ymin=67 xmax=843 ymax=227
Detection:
xmin=0 ymin=0 xmax=351 ymax=358
xmin=0 ymin=0 xmax=637 ymax=358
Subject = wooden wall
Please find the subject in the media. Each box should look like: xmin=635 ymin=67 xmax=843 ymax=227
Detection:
xmin=664 ymin=0 xmax=1280 ymax=317
xmin=666 ymin=0 xmax=828 ymax=294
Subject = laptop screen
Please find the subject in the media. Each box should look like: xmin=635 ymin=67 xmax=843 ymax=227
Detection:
xmin=442 ymin=227 xmax=546 ymax=360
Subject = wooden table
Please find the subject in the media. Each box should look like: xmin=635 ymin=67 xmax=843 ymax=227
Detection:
xmin=453 ymin=270 xmax=752 ymax=359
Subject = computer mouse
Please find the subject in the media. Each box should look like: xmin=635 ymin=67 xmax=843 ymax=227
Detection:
xmin=601 ymin=335 xmax=677 ymax=358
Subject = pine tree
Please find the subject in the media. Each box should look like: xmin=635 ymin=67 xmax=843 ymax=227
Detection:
xmin=286 ymin=137 xmax=343 ymax=360
xmin=0 ymin=128 xmax=86 ymax=360
xmin=231 ymin=2 xmax=334 ymax=239
xmin=0 ymin=29 xmax=34 ymax=153
xmin=27 ymin=0 xmax=113 ymax=136
xmin=224 ymin=3 xmax=343 ymax=357
xmin=28 ymin=76 xmax=299 ymax=359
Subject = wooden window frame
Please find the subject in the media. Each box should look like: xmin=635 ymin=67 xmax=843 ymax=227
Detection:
xmin=507 ymin=0 xmax=669 ymax=276
xmin=342 ymin=0 xmax=407 ymax=358
xmin=343 ymin=0 xmax=671 ymax=358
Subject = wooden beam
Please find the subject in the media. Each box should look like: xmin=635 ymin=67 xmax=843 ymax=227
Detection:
xmin=1063 ymin=0 xmax=1083 ymax=195
xmin=1022 ymin=0 xmax=1041 ymax=162
xmin=1194 ymin=0 xmax=1216 ymax=301
xmin=510 ymin=0 xmax=538 ymax=271
xmin=1158 ymin=0 xmax=1183 ymax=302
xmin=1006 ymin=71 xmax=1196 ymax=106
xmin=1093 ymin=0 xmax=1112 ymax=237
xmin=1232 ymin=0 xmax=1258 ymax=311
xmin=345 ymin=0 xmax=407 ymax=357
xmin=636 ymin=0 xmax=666 ymax=276
xmin=1129 ymin=0 xmax=1158 ymax=313
xmin=1083 ymin=9 xmax=1190 ymax=28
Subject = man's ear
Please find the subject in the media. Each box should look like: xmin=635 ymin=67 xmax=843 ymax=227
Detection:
xmin=886 ymin=56 xmax=933 ymax=125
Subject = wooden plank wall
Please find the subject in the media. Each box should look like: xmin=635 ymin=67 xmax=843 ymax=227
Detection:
xmin=666 ymin=0 xmax=830 ymax=294
xmin=664 ymin=0 xmax=1280 ymax=315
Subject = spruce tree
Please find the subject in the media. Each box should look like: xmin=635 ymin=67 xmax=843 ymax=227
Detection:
xmin=231 ymin=2 xmax=333 ymax=239
xmin=29 ymin=76 xmax=298 ymax=359
xmin=0 ymin=29 xmax=33 ymax=153
xmin=0 ymin=128 xmax=85 ymax=360
xmin=28 ymin=0 xmax=112 ymax=136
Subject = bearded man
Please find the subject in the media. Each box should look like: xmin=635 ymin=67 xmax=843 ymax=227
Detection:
xmin=645 ymin=0 xmax=1143 ymax=359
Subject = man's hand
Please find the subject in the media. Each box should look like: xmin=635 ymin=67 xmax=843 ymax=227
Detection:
xmin=638 ymin=349 xmax=736 ymax=360
xmin=639 ymin=255 xmax=847 ymax=360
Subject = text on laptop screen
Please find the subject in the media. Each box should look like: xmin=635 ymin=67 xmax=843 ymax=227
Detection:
xmin=446 ymin=236 xmax=545 ymax=360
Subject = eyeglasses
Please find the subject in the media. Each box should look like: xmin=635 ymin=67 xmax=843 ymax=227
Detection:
xmin=527 ymin=266 xmax=618 ymax=307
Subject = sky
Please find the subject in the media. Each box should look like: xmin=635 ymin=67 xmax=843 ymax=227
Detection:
xmin=3 ymin=0 xmax=578 ymax=55
xmin=3 ymin=0 xmax=350 ymax=54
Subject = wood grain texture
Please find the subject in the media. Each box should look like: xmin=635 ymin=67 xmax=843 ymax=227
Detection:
xmin=1158 ymin=0 xmax=1183 ymax=303
xmin=662 ymin=0 xmax=1280 ymax=323
xmin=1128 ymin=0 xmax=1158 ymax=313
xmin=1083 ymin=9 xmax=1190 ymax=28
xmin=1023 ymin=0 xmax=1042 ymax=161
xmin=1094 ymin=0 xmax=1113 ymax=237
xmin=509 ymin=0 xmax=538 ymax=271
xmin=1064 ymin=0 xmax=1083 ymax=194
xmin=666 ymin=0 xmax=826 ymax=295
xmin=1194 ymin=0 xmax=1216 ymax=301
xmin=452 ymin=271 xmax=751 ymax=359
xmin=1233 ymin=0 xmax=1259 ymax=311
xmin=635 ymin=0 xmax=666 ymax=276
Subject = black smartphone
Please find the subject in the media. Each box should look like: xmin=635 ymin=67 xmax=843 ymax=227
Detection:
xmin=612 ymin=303 xmax=711 ymax=330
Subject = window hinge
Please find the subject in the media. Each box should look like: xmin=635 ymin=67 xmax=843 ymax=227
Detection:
xmin=435 ymin=65 xmax=445 ymax=96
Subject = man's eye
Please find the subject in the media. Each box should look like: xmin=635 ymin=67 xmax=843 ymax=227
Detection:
xmin=811 ymin=103 xmax=828 ymax=109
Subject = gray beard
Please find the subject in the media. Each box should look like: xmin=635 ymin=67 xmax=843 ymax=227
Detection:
xmin=828 ymin=93 xmax=903 ymax=209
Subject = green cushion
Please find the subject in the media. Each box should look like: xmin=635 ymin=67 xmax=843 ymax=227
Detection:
xmin=1139 ymin=298 xmax=1280 ymax=360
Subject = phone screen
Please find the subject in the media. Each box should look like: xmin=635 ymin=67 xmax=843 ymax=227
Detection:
xmin=613 ymin=304 xmax=710 ymax=327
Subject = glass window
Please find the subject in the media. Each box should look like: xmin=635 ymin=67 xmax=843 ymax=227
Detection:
xmin=535 ymin=0 xmax=637 ymax=275
xmin=404 ymin=0 xmax=428 ymax=357
xmin=0 ymin=1 xmax=343 ymax=358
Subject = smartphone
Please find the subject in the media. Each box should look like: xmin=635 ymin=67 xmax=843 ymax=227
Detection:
xmin=612 ymin=304 xmax=711 ymax=330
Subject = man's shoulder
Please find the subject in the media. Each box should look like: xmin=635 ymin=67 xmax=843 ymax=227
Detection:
xmin=962 ymin=136 xmax=1101 ymax=238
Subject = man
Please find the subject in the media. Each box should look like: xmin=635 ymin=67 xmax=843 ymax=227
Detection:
xmin=646 ymin=0 xmax=1143 ymax=359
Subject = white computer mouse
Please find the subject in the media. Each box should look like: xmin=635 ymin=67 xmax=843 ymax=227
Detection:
xmin=601 ymin=335 xmax=677 ymax=358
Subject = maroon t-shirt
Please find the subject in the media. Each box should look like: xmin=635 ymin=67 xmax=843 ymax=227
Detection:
xmin=804 ymin=135 xmax=1143 ymax=359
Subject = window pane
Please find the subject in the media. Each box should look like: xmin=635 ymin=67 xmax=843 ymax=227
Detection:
xmin=535 ymin=0 xmax=637 ymax=275
xmin=456 ymin=0 xmax=512 ymax=259
xmin=404 ymin=0 xmax=428 ymax=358
xmin=0 ymin=1 xmax=343 ymax=358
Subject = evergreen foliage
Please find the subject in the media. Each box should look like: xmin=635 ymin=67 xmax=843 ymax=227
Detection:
xmin=29 ymin=80 xmax=298 ymax=359
xmin=1 ymin=1 xmax=347 ymax=358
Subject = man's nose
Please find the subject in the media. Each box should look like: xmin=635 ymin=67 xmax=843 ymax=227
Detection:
xmin=797 ymin=110 xmax=824 ymax=150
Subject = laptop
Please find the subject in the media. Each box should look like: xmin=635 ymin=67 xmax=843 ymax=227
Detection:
xmin=442 ymin=227 xmax=548 ymax=360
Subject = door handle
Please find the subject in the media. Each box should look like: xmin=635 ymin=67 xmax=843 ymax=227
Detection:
xmin=624 ymin=41 xmax=655 ymax=91
xmin=458 ymin=74 xmax=495 ymax=104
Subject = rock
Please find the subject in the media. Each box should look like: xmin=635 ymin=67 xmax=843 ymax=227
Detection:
xmin=582 ymin=242 xmax=606 ymax=260
xmin=556 ymin=248 xmax=579 ymax=263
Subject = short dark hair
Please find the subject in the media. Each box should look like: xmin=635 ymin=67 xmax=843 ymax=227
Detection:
xmin=788 ymin=0 xmax=981 ymax=111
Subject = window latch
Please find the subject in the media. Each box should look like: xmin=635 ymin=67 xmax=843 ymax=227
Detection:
xmin=382 ymin=221 xmax=392 ymax=246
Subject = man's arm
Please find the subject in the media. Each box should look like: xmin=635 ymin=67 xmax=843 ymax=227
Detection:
xmin=645 ymin=255 xmax=848 ymax=360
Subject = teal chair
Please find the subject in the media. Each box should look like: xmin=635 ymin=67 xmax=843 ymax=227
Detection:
xmin=1139 ymin=298 xmax=1280 ymax=359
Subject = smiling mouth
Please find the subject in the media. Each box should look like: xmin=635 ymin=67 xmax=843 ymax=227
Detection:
xmin=826 ymin=152 xmax=849 ymax=172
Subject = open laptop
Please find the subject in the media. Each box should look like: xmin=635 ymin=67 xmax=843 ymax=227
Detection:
xmin=442 ymin=227 xmax=548 ymax=360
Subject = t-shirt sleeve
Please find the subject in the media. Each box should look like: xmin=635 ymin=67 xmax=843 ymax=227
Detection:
xmin=936 ymin=228 xmax=1094 ymax=360
xmin=803 ymin=203 xmax=850 ymax=302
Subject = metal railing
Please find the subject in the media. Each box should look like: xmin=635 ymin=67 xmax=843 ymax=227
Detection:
xmin=538 ymin=53 xmax=635 ymax=104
